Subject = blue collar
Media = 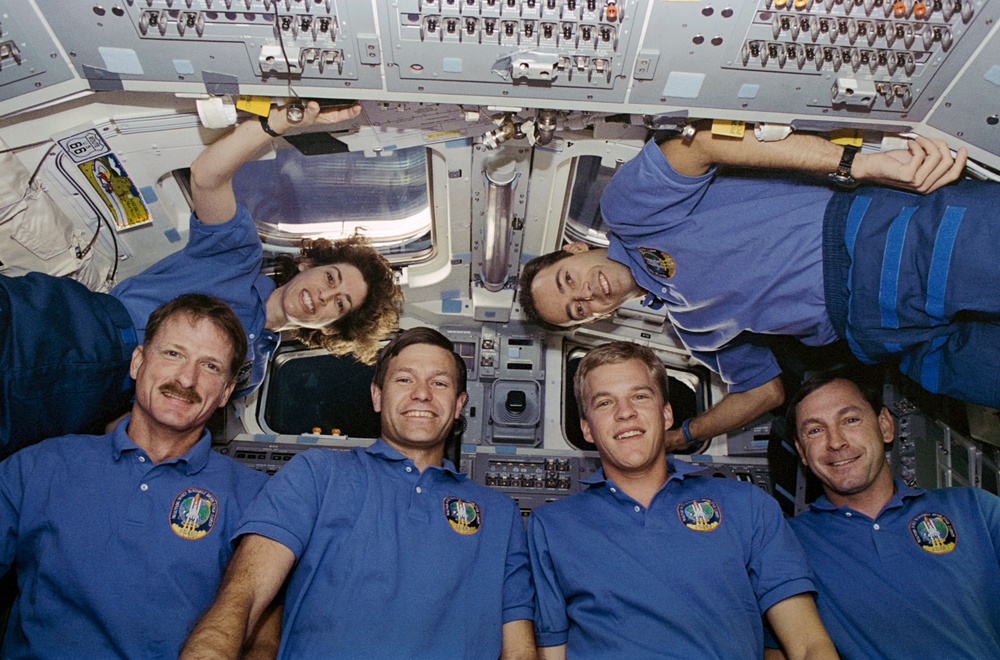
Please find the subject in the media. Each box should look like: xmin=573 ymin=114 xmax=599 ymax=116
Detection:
xmin=111 ymin=417 xmax=213 ymax=476
xmin=581 ymin=454 xmax=702 ymax=487
xmin=809 ymin=479 xmax=926 ymax=514
xmin=366 ymin=438 xmax=467 ymax=481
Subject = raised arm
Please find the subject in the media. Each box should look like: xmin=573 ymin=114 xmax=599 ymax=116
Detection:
xmin=660 ymin=122 xmax=966 ymax=194
xmin=189 ymin=101 xmax=361 ymax=225
xmin=664 ymin=376 xmax=784 ymax=452
xmin=179 ymin=534 xmax=295 ymax=660
xmin=766 ymin=593 xmax=839 ymax=660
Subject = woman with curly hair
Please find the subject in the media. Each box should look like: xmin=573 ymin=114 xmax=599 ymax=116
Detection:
xmin=114 ymin=100 xmax=402 ymax=395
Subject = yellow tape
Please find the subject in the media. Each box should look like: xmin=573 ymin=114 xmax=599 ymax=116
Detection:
xmin=829 ymin=129 xmax=864 ymax=147
xmin=711 ymin=119 xmax=745 ymax=138
xmin=235 ymin=95 xmax=273 ymax=117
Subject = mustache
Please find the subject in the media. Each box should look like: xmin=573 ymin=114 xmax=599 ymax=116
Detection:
xmin=159 ymin=382 xmax=202 ymax=404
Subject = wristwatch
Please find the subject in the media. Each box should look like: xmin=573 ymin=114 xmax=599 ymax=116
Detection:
xmin=828 ymin=144 xmax=860 ymax=188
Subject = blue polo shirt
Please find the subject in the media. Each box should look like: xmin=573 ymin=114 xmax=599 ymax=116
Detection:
xmin=528 ymin=457 xmax=814 ymax=658
xmin=789 ymin=481 xmax=1000 ymax=659
xmin=601 ymin=139 xmax=838 ymax=392
xmin=0 ymin=418 xmax=267 ymax=658
xmin=111 ymin=206 xmax=278 ymax=396
xmin=236 ymin=439 xmax=534 ymax=659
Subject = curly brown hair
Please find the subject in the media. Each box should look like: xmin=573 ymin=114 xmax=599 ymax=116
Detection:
xmin=273 ymin=235 xmax=402 ymax=364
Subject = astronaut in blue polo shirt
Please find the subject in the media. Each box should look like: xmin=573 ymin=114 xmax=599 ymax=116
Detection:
xmin=181 ymin=327 xmax=535 ymax=659
xmin=528 ymin=341 xmax=837 ymax=660
xmin=0 ymin=293 xmax=272 ymax=658
xmin=777 ymin=370 xmax=1000 ymax=659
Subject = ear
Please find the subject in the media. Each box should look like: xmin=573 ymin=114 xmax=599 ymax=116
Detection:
xmin=563 ymin=241 xmax=590 ymax=254
xmin=453 ymin=392 xmax=468 ymax=420
xmin=219 ymin=379 xmax=237 ymax=409
xmin=297 ymin=261 xmax=310 ymax=272
xmin=371 ymin=383 xmax=382 ymax=413
xmin=878 ymin=407 xmax=894 ymax=445
xmin=129 ymin=345 xmax=145 ymax=380
xmin=580 ymin=416 xmax=596 ymax=446
xmin=662 ymin=402 xmax=674 ymax=431
xmin=793 ymin=438 xmax=808 ymax=466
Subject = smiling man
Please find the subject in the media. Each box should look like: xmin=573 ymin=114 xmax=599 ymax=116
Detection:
xmin=181 ymin=327 xmax=535 ymax=659
xmin=779 ymin=371 xmax=1000 ymax=659
xmin=0 ymin=294 xmax=269 ymax=657
xmin=527 ymin=341 xmax=836 ymax=660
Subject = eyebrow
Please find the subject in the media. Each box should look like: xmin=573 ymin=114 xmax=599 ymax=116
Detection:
xmin=798 ymin=405 xmax=866 ymax=430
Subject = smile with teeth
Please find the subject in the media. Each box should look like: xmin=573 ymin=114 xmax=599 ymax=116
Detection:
xmin=597 ymin=273 xmax=611 ymax=298
xmin=830 ymin=456 xmax=859 ymax=467
xmin=615 ymin=429 xmax=643 ymax=441
xmin=301 ymin=290 xmax=316 ymax=315
xmin=404 ymin=411 xmax=436 ymax=418
xmin=160 ymin=383 xmax=201 ymax=404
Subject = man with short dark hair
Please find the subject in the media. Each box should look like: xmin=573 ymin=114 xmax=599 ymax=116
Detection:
xmin=528 ymin=340 xmax=836 ymax=659
xmin=519 ymin=126 xmax=996 ymax=453
xmin=181 ymin=327 xmax=535 ymax=659
xmin=780 ymin=371 xmax=1000 ymax=658
xmin=0 ymin=293 xmax=269 ymax=657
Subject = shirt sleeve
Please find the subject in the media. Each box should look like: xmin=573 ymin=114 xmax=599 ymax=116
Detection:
xmin=527 ymin=511 xmax=570 ymax=647
xmin=747 ymin=487 xmax=816 ymax=613
xmin=682 ymin=331 xmax=782 ymax=393
xmin=185 ymin=206 xmax=263 ymax=266
xmin=234 ymin=450 xmax=332 ymax=558
xmin=501 ymin=501 xmax=535 ymax=624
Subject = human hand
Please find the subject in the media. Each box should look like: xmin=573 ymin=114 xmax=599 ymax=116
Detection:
xmin=267 ymin=100 xmax=361 ymax=134
xmin=852 ymin=135 xmax=967 ymax=194
xmin=664 ymin=428 xmax=690 ymax=453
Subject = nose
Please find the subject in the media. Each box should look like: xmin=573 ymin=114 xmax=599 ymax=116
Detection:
xmin=175 ymin=358 xmax=199 ymax=388
xmin=614 ymin=399 xmax=636 ymax=421
xmin=826 ymin=427 xmax=849 ymax=451
xmin=411 ymin=380 xmax=431 ymax=401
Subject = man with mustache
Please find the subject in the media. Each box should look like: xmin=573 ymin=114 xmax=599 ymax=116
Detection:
xmin=772 ymin=371 xmax=1000 ymax=658
xmin=0 ymin=294 xmax=272 ymax=657
xmin=181 ymin=327 xmax=535 ymax=659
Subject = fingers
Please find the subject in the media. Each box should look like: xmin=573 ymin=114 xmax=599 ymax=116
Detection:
xmin=909 ymin=136 xmax=964 ymax=193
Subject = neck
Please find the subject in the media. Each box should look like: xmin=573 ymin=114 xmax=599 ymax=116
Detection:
xmin=126 ymin=414 xmax=204 ymax=464
xmin=604 ymin=458 xmax=669 ymax=509
xmin=383 ymin=437 xmax=445 ymax=473
xmin=826 ymin=467 xmax=896 ymax=519
xmin=264 ymin=287 xmax=288 ymax=332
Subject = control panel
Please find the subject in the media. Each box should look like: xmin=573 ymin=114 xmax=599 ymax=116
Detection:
xmin=1 ymin=1 xmax=996 ymax=165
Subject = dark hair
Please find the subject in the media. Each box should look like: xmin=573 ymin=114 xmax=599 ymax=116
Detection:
xmin=273 ymin=235 xmax=403 ymax=364
xmin=372 ymin=327 xmax=467 ymax=395
xmin=144 ymin=293 xmax=247 ymax=380
xmin=786 ymin=370 xmax=885 ymax=441
xmin=574 ymin=341 xmax=669 ymax=420
xmin=517 ymin=249 xmax=580 ymax=332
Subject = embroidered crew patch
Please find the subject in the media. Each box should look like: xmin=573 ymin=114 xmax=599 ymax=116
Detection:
xmin=443 ymin=496 xmax=482 ymax=535
xmin=677 ymin=499 xmax=721 ymax=531
xmin=170 ymin=487 xmax=219 ymax=540
xmin=638 ymin=246 xmax=676 ymax=279
xmin=909 ymin=512 xmax=957 ymax=554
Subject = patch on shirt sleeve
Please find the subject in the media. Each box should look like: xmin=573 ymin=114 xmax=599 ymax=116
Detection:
xmin=170 ymin=487 xmax=219 ymax=540
xmin=909 ymin=512 xmax=956 ymax=554
xmin=638 ymin=247 xmax=676 ymax=279
xmin=677 ymin=498 xmax=721 ymax=531
xmin=443 ymin=496 xmax=482 ymax=535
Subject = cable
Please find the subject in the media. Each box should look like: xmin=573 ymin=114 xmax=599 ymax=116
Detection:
xmin=53 ymin=150 xmax=119 ymax=282
xmin=0 ymin=138 xmax=58 ymax=155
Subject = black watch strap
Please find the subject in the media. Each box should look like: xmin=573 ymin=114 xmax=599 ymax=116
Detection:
xmin=828 ymin=144 xmax=859 ymax=188
xmin=259 ymin=113 xmax=283 ymax=138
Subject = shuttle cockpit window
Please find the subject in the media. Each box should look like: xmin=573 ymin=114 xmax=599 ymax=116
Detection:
xmin=177 ymin=144 xmax=433 ymax=261
xmin=563 ymin=154 xmax=614 ymax=247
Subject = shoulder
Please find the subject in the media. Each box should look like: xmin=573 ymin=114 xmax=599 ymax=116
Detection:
xmin=529 ymin=489 xmax=597 ymax=526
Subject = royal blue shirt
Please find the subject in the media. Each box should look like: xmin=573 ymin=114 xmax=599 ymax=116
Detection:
xmin=0 ymin=418 xmax=267 ymax=658
xmin=111 ymin=206 xmax=278 ymax=396
xmin=601 ymin=140 xmax=838 ymax=391
xmin=236 ymin=439 xmax=534 ymax=658
xmin=789 ymin=481 xmax=1000 ymax=659
xmin=528 ymin=457 xmax=814 ymax=658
